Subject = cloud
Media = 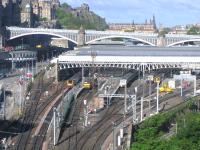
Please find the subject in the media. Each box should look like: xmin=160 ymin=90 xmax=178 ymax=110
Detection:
xmin=60 ymin=0 xmax=200 ymax=26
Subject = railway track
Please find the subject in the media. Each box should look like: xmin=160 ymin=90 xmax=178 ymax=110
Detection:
xmin=15 ymin=72 xmax=64 ymax=150
xmin=55 ymin=68 xmax=187 ymax=150
xmin=93 ymin=88 xmax=200 ymax=150
xmin=29 ymin=85 xmax=69 ymax=150
xmin=74 ymin=69 xmax=187 ymax=150
xmin=16 ymin=72 xmax=45 ymax=150
xmin=75 ymin=100 xmax=124 ymax=150
xmin=19 ymin=71 xmax=82 ymax=150
xmin=57 ymin=90 xmax=93 ymax=150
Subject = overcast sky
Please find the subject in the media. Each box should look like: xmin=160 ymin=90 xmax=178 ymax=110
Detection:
xmin=61 ymin=0 xmax=200 ymax=27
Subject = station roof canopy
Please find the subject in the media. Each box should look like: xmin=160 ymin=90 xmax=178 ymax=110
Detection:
xmin=57 ymin=45 xmax=200 ymax=64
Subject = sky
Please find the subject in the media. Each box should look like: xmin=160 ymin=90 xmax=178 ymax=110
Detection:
xmin=60 ymin=0 xmax=200 ymax=27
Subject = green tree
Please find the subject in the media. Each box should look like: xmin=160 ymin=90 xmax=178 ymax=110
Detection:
xmin=187 ymin=26 xmax=200 ymax=35
xmin=131 ymin=100 xmax=200 ymax=150
xmin=159 ymin=28 xmax=171 ymax=37
xmin=56 ymin=4 xmax=108 ymax=30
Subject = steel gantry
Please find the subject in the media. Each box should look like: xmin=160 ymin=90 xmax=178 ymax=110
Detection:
xmin=98 ymin=94 xmax=138 ymax=124
xmin=58 ymin=62 xmax=188 ymax=72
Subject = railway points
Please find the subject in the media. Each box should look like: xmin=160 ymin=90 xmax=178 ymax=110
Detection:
xmin=1 ymin=45 xmax=200 ymax=150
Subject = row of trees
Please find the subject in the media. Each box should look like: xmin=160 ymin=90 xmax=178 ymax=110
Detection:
xmin=131 ymin=98 xmax=200 ymax=150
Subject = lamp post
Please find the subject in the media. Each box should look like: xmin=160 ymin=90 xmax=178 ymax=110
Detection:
xmin=82 ymin=66 xmax=84 ymax=85
xmin=53 ymin=107 xmax=57 ymax=146
xmin=112 ymin=122 xmax=116 ymax=150
xmin=154 ymin=77 xmax=160 ymax=114
xmin=105 ymin=86 xmax=109 ymax=108
xmin=140 ymin=97 xmax=143 ymax=121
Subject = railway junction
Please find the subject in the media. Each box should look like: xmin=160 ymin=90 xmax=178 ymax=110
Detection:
xmin=1 ymin=45 xmax=200 ymax=150
xmin=48 ymin=45 xmax=200 ymax=149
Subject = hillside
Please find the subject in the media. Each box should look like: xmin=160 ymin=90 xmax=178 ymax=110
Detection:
xmin=131 ymin=97 xmax=200 ymax=150
xmin=56 ymin=3 xmax=108 ymax=30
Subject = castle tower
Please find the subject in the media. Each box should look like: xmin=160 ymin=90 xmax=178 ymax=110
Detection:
xmin=78 ymin=25 xmax=86 ymax=46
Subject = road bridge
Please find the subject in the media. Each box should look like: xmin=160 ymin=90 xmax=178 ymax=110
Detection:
xmin=53 ymin=46 xmax=200 ymax=72
xmin=3 ymin=27 xmax=200 ymax=47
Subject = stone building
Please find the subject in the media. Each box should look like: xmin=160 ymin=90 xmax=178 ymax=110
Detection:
xmin=20 ymin=0 xmax=60 ymax=26
xmin=21 ymin=2 xmax=33 ymax=27
xmin=31 ymin=0 xmax=59 ymax=21
xmin=108 ymin=15 xmax=157 ymax=33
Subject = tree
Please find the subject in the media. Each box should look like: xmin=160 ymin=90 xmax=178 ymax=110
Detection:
xmin=159 ymin=28 xmax=171 ymax=37
xmin=61 ymin=3 xmax=70 ymax=8
xmin=56 ymin=4 xmax=108 ymax=30
xmin=187 ymin=26 xmax=200 ymax=35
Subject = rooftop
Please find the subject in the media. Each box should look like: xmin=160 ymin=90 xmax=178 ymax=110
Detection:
xmin=69 ymin=45 xmax=200 ymax=57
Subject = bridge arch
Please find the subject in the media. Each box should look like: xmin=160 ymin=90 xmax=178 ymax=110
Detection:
xmin=9 ymin=32 xmax=78 ymax=44
xmin=86 ymin=35 xmax=156 ymax=46
xmin=167 ymin=39 xmax=200 ymax=47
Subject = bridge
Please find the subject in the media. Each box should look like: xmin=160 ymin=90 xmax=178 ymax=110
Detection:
xmin=53 ymin=46 xmax=200 ymax=72
xmin=2 ymin=27 xmax=200 ymax=47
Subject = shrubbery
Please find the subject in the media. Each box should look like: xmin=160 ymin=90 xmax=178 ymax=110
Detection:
xmin=131 ymin=98 xmax=200 ymax=150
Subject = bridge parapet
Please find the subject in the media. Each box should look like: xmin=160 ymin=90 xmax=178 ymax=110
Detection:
xmin=6 ymin=27 xmax=159 ymax=46
xmin=6 ymin=27 xmax=79 ymax=44
xmin=165 ymin=34 xmax=200 ymax=46
xmin=5 ymin=27 xmax=200 ymax=47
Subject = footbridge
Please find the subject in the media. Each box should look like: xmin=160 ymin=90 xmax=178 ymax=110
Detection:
xmin=53 ymin=46 xmax=200 ymax=72
xmin=4 ymin=27 xmax=200 ymax=47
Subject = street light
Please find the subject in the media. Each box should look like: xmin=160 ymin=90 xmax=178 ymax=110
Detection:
xmin=112 ymin=122 xmax=116 ymax=150
xmin=154 ymin=77 xmax=160 ymax=114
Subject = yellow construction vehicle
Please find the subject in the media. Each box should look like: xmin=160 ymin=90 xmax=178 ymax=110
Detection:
xmin=36 ymin=44 xmax=42 ymax=48
xmin=159 ymin=83 xmax=174 ymax=93
xmin=83 ymin=82 xmax=92 ymax=90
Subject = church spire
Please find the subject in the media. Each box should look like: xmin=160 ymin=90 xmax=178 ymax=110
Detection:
xmin=152 ymin=14 xmax=156 ymax=29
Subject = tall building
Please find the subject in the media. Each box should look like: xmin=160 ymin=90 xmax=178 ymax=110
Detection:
xmin=20 ymin=0 xmax=60 ymax=26
xmin=21 ymin=2 xmax=33 ymax=27
xmin=32 ymin=0 xmax=59 ymax=21
xmin=108 ymin=15 xmax=157 ymax=33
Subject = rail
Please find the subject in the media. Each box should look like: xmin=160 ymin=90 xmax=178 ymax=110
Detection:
xmin=47 ymin=82 xmax=83 ymax=145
